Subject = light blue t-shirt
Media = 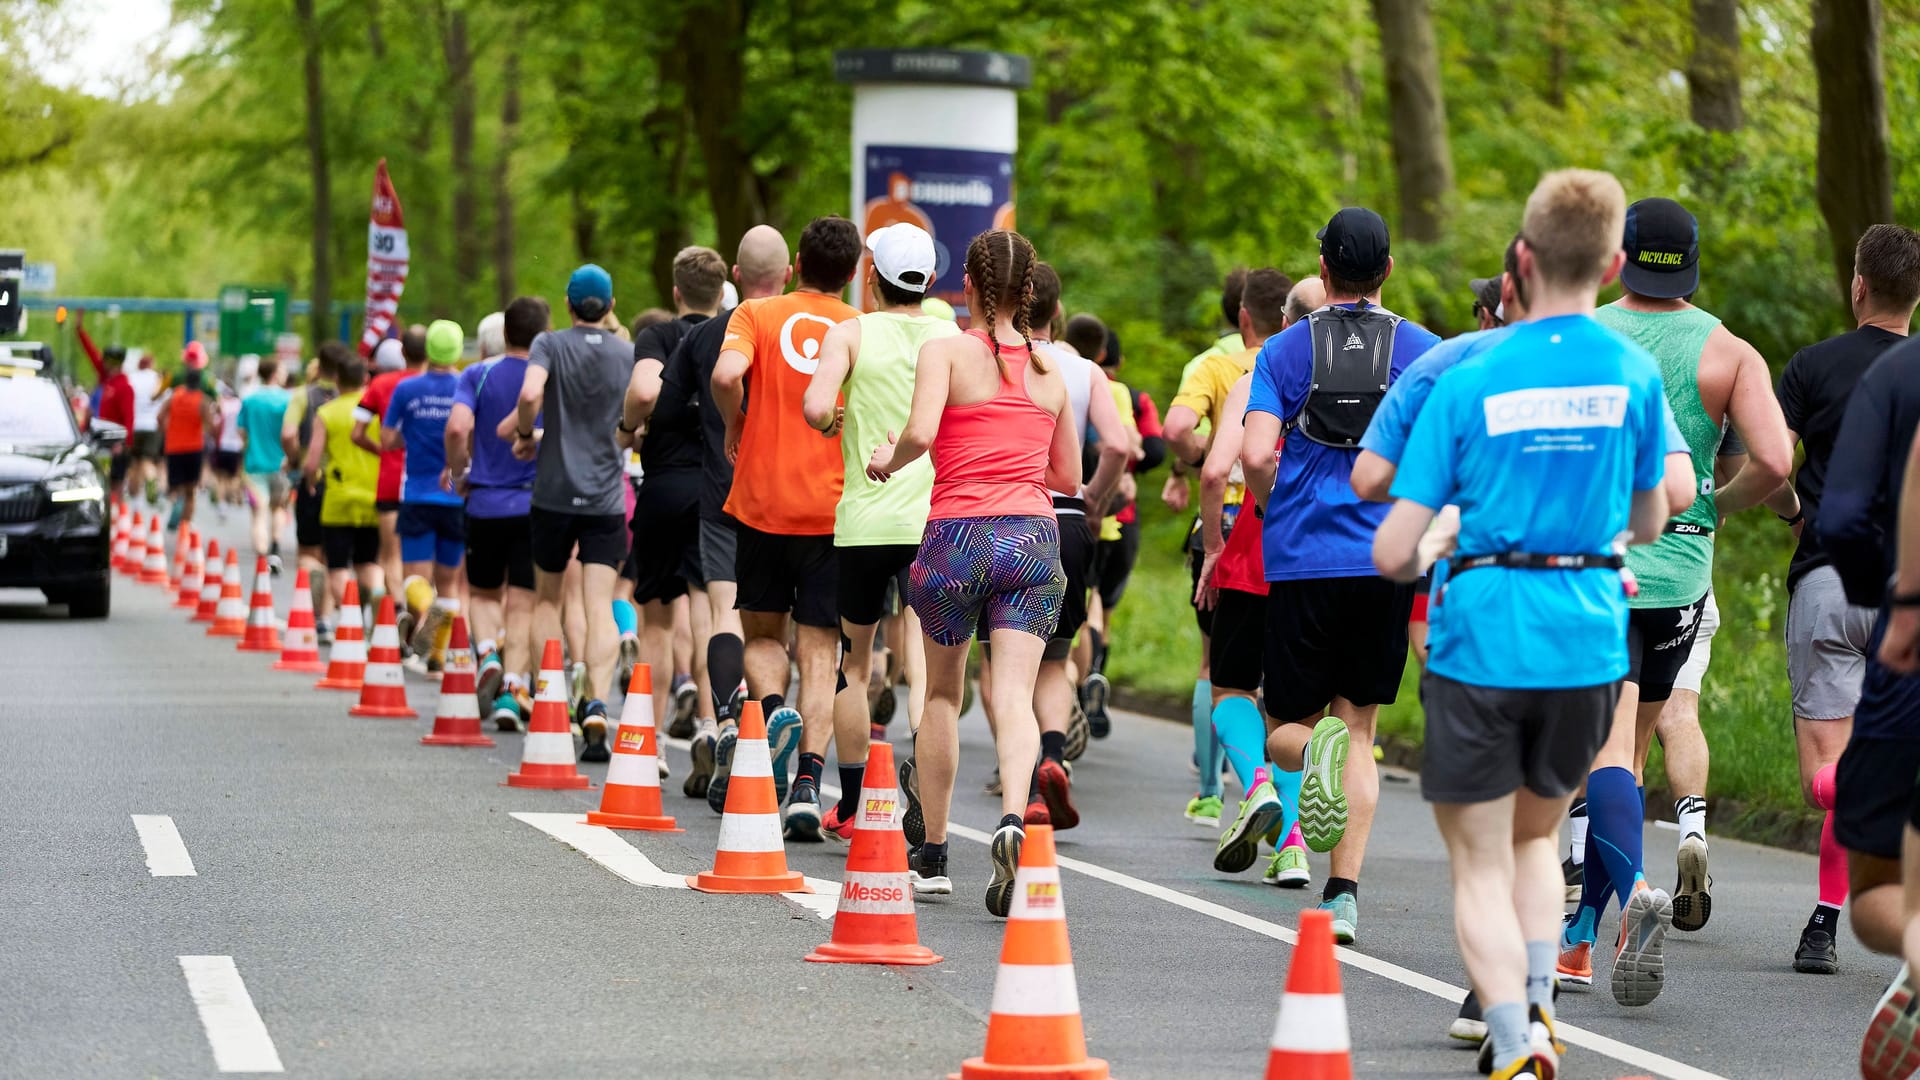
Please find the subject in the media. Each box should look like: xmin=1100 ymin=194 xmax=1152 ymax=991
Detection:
xmin=1247 ymin=303 xmax=1440 ymax=580
xmin=237 ymin=386 xmax=291 ymax=475
xmin=383 ymin=369 xmax=462 ymax=506
xmin=1390 ymin=315 xmax=1669 ymax=690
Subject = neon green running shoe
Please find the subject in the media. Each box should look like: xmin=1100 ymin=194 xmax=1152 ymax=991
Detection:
xmin=1298 ymin=715 xmax=1351 ymax=853
xmin=1214 ymin=781 xmax=1282 ymax=873
xmin=1263 ymin=844 xmax=1311 ymax=888
xmin=1184 ymin=794 xmax=1223 ymax=827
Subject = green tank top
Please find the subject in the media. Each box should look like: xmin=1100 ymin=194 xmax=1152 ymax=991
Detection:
xmin=836 ymin=312 xmax=961 ymax=546
xmin=1593 ymin=304 xmax=1720 ymax=608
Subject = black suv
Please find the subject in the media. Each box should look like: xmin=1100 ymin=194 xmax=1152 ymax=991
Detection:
xmin=0 ymin=354 xmax=119 ymax=616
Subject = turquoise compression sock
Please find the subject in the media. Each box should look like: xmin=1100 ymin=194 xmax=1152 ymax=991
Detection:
xmin=611 ymin=599 xmax=637 ymax=638
xmin=1212 ymin=695 xmax=1268 ymax=793
xmin=1192 ymin=680 xmax=1223 ymax=798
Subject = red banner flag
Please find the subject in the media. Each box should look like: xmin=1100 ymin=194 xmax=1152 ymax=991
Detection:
xmin=358 ymin=159 xmax=409 ymax=357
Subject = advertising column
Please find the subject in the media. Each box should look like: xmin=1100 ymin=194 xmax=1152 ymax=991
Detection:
xmin=833 ymin=49 xmax=1031 ymax=317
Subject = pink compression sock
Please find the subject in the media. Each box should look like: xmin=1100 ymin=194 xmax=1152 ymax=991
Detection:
xmin=1814 ymin=764 xmax=1848 ymax=908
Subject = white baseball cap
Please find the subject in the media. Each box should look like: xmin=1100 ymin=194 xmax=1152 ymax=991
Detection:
xmin=866 ymin=223 xmax=937 ymax=293
xmin=372 ymin=337 xmax=405 ymax=373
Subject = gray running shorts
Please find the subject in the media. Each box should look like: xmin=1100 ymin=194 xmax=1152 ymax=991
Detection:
xmin=699 ymin=515 xmax=738 ymax=585
xmin=1788 ymin=565 xmax=1876 ymax=720
xmin=1418 ymin=672 xmax=1620 ymax=804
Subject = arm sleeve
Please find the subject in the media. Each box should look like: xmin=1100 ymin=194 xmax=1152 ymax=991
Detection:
xmin=1817 ymin=363 xmax=1896 ymax=606
xmin=1388 ymin=378 xmax=1459 ymax=510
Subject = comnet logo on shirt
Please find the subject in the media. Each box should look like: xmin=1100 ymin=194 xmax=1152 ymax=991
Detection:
xmin=1483 ymin=385 xmax=1629 ymax=438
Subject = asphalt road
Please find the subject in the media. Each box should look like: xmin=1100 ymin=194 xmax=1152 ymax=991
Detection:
xmin=0 ymin=513 xmax=1894 ymax=1078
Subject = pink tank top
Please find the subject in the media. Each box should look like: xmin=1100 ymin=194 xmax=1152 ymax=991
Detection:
xmin=928 ymin=331 xmax=1057 ymax=521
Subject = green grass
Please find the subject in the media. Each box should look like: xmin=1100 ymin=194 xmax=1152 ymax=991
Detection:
xmin=1108 ymin=493 xmax=1808 ymax=816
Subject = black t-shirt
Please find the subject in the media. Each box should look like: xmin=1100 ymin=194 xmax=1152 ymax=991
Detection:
xmin=655 ymin=307 xmax=736 ymax=522
xmin=635 ymin=314 xmax=708 ymax=474
xmin=1778 ymin=325 xmax=1905 ymax=588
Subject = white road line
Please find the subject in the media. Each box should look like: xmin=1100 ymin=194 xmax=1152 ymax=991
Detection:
xmin=177 ymin=956 xmax=284 ymax=1073
xmin=669 ymin=747 xmax=1724 ymax=1079
xmin=131 ymin=814 xmax=197 ymax=877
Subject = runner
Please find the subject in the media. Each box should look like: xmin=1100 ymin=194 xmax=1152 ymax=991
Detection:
xmin=284 ymin=344 xmax=343 ymax=638
xmin=353 ymin=327 xmax=427 ymax=609
xmin=507 ymin=265 xmax=636 ymax=762
xmin=73 ymin=312 xmax=135 ymax=502
xmin=1561 ymin=197 xmax=1792 ymax=1004
xmin=383 ymin=319 xmax=466 ymax=673
xmin=158 ymin=346 xmax=216 ymax=529
xmin=236 ymin=356 xmax=292 ymax=568
xmin=620 ymin=246 xmax=726 ymax=776
xmin=800 ymin=222 xmax=961 ymax=842
xmin=1764 ymin=223 xmax=1920 ymax=975
xmin=1239 ymin=206 xmax=1440 ymax=945
xmin=1820 ymin=324 xmax=1920 ymax=1078
xmin=212 ymin=370 xmax=247 ymax=516
xmin=654 ymin=226 xmax=790 ymax=807
xmin=1168 ymin=267 xmax=1290 ymax=828
xmin=865 ymin=228 xmax=1077 ymax=916
xmin=1372 ymin=166 xmax=1674 ymax=1080
xmin=304 ymin=350 xmax=382 ymax=607
xmin=448 ymin=298 xmax=546 ymax=730
xmin=709 ymin=215 xmax=862 ymax=840
xmin=127 ymin=351 xmax=165 ymax=504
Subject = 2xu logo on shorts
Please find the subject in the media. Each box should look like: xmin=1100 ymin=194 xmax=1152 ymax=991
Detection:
xmin=838 ymin=871 xmax=914 ymax=915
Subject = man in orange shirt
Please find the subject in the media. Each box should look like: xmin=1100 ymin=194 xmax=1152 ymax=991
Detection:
xmin=709 ymin=215 xmax=862 ymax=840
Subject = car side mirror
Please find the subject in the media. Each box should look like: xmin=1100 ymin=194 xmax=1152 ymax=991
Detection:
xmin=91 ymin=419 xmax=127 ymax=447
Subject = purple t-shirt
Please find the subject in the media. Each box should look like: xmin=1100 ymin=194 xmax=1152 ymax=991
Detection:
xmin=455 ymin=356 xmax=539 ymax=519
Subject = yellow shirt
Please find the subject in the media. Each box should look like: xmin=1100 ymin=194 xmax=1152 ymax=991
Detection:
xmin=1171 ymin=346 xmax=1257 ymax=521
xmin=316 ymin=391 xmax=380 ymax=527
xmin=1100 ymin=381 xmax=1140 ymax=542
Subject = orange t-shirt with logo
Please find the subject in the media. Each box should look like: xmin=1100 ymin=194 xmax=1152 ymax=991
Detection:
xmin=164 ymin=389 xmax=207 ymax=454
xmin=721 ymin=290 xmax=858 ymax=535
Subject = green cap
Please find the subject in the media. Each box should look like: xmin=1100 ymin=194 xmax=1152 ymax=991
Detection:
xmin=426 ymin=319 xmax=463 ymax=365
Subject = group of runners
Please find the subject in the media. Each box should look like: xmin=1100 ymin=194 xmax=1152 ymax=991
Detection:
xmin=77 ymin=171 xmax=1920 ymax=1078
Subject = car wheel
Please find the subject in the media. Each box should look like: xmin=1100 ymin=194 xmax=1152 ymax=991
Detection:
xmin=65 ymin=577 xmax=110 ymax=619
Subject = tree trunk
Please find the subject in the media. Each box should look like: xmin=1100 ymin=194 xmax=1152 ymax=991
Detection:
xmin=1370 ymin=0 xmax=1454 ymax=243
xmin=679 ymin=0 xmax=761 ymax=255
xmin=1811 ymin=0 xmax=1893 ymax=297
xmin=1688 ymin=0 xmax=1744 ymax=131
xmin=294 ymin=0 xmax=332 ymax=343
xmin=442 ymin=6 xmax=478 ymax=314
xmin=492 ymin=50 xmax=519 ymax=311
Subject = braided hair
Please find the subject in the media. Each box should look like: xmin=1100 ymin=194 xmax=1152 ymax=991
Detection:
xmin=965 ymin=230 xmax=1045 ymax=378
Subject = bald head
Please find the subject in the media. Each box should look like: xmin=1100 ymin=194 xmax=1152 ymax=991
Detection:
xmin=735 ymin=225 xmax=791 ymax=295
xmin=1283 ymin=276 xmax=1327 ymax=326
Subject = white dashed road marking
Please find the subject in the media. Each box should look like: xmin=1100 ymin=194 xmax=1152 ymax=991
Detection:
xmin=177 ymin=956 xmax=284 ymax=1073
xmin=132 ymin=814 xmax=197 ymax=877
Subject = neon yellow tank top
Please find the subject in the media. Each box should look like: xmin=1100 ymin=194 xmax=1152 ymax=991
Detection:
xmin=836 ymin=312 xmax=961 ymax=546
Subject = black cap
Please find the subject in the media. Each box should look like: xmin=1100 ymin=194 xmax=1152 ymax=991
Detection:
xmin=1318 ymin=207 xmax=1391 ymax=282
xmin=1469 ymin=276 xmax=1503 ymax=315
xmin=1621 ymin=197 xmax=1699 ymax=299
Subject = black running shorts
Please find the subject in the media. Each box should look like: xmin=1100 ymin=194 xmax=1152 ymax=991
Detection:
xmin=1262 ymin=575 xmax=1415 ymax=723
xmin=1625 ymin=595 xmax=1708 ymax=704
xmin=735 ymin=520 xmax=837 ymax=629
xmin=1836 ymin=734 xmax=1920 ymax=861
xmin=295 ymin=479 xmax=325 ymax=547
xmin=627 ymin=469 xmax=703 ymax=603
xmin=838 ymin=543 xmax=919 ymax=627
xmin=1094 ymin=519 xmax=1140 ymax=610
xmin=1209 ymin=587 xmax=1266 ymax=694
xmin=322 ymin=524 xmax=380 ymax=570
xmin=465 ymin=513 xmax=534 ymax=591
xmin=1049 ymin=511 xmax=1097 ymax=660
xmin=529 ymin=507 xmax=627 ymax=573
xmin=1418 ymin=673 xmax=1619 ymax=803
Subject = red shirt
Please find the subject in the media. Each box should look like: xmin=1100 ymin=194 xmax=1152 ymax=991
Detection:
xmin=1116 ymin=389 xmax=1162 ymax=526
xmin=356 ymin=369 xmax=420 ymax=503
xmin=1213 ymin=444 xmax=1277 ymax=597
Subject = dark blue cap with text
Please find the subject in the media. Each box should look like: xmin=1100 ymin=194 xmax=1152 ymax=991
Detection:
xmin=1621 ymin=197 xmax=1699 ymax=299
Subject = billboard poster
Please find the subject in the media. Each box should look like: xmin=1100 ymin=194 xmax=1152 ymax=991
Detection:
xmin=861 ymin=145 xmax=1014 ymax=316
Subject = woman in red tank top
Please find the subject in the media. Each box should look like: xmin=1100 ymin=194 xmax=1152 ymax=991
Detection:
xmin=862 ymin=230 xmax=1083 ymax=916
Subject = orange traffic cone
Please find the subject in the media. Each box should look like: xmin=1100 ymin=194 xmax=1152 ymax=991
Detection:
xmin=274 ymin=568 xmax=326 ymax=673
xmin=174 ymin=529 xmax=203 ymax=609
xmin=421 ymin=617 xmax=494 ymax=747
xmin=110 ymin=506 xmax=131 ymax=572
xmin=688 ymin=700 xmax=808 ymax=894
xmin=315 ymin=579 xmax=367 ymax=691
xmin=351 ymin=595 xmax=416 ymax=718
xmin=137 ymin=516 xmax=169 ymax=584
xmin=506 ymin=639 xmax=590 ymax=789
xmin=807 ymin=740 xmax=939 ymax=965
xmin=950 ymin=824 xmax=1109 ymax=1080
xmin=585 ymin=664 xmax=678 ymax=830
xmin=1263 ymin=907 xmax=1352 ymax=1080
xmin=236 ymin=556 xmax=281 ymax=653
xmin=168 ymin=525 xmax=189 ymax=591
xmin=118 ymin=511 xmax=144 ymax=577
xmin=193 ymin=538 xmax=222 ymax=621
xmin=207 ymin=550 xmax=246 ymax=637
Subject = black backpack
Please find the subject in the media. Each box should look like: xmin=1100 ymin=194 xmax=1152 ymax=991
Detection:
xmin=1290 ymin=304 xmax=1401 ymax=449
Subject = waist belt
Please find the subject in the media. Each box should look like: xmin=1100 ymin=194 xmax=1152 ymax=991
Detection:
xmin=1664 ymin=521 xmax=1713 ymax=537
xmin=1451 ymin=552 xmax=1626 ymax=576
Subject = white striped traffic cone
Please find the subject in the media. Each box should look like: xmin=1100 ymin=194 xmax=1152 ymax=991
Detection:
xmin=137 ymin=516 xmax=168 ymax=585
xmin=421 ymin=617 xmax=493 ymax=747
xmin=350 ymin=594 xmax=416 ymax=718
xmin=274 ymin=568 xmax=326 ymax=673
xmin=174 ymin=528 xmax=203 ymax=609
xmin=1264 ymin=907 xmax=1352 ymax=1080
xmin=585 ymin=664 xmax=678 ymax=829
xmin=237 ymin=556 xmax=281 ymax=653
xmin=506 ymin=639 xmax=590 ymax=789
xmin=206 ymin=550 xmax=246 ymax=637
xmin=314 ymin=579 xmax=367 ymax=690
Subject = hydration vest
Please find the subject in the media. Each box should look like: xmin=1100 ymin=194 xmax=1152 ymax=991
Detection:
xmin=1291 ymin=305 xmax=1400 ymax=448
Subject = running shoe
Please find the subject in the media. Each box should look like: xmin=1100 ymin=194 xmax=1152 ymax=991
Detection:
xmin=683 ymin=723 xmax=717 ymax=799
xmin=908 ymin=845 xmax=953 ymax=895
xmin=1862 ymin=964 xmax=1920 ymax=1080
xmin=766 ymin=706 xmax=803 ymax=804
xmin=569 ymin=661 xmax=591 ymax=720
xmin=1478 ymin=1036 xmax=1557 ymax=1079
xmin=784 ymin=786 xmax=823 ymax=842
xmin=668 ymin=674 xmax=698 ymax=739
xmin=1672 ymin=833 xmax=1712 ymax=932
xmin=1023 ymin=792 xmax=1051 ymax=827
xmin=1794 ymin=921 xmax=1839 ymax=975
xmin=1530 ymin=1002 xmax=1566 ymax=1057
xmin=1319 ymin=892 xmax=1358 ymax=945
xmin=489 ymin=693 xmax=523 ymax=733
xmin=511 ymin=684 xmax=534 ymax=724
xmin=1214 ymin=780 xmax=1282 ymax=874
xmin=983 ymin=767 xmax=1002 ymax=796
xmin=657 ymin=754 xmax=670 ymax=780
xmin=410 ymin=604 xmax=451 ymax=663
xmin=615 ymin=635 xmax=639 ymax=694
xmin=726 ymin=682 xmax=748 ymax=723
xmin=705 ymin=724 xmax=738 ymax=814
xmin=1449 ymin=990 xmax=1485 ymax=1043
xmin=395 ymin=608 xmax=416 ymax=657
xmin=1611 ymin=884 xmax=1673 ymax=1007
xmin=1035 ymin=758 xmax=1079 ymax=830
xmin=1063 ymin=701 xmax=1090 ymax=762
xmin=821 ymin=803 xmax=855 ymax=842
xmin=578 ymin=700 xmax=610 ymax=763
xmin=475 ymin=651 xmax=504 ymax=707
xmin=268 ymin=552 xmax=283 ymax=575
xmin=899 ymin=755 xmax=925 ymax=850
xmin=1298 ymin=715 xmax=1351 ymax=853
xmin=1082 ymin=671 xmax=1112 ymax=738
xmin=1557 ymin=908 xmax=1595 ymax=988
xmin=1562 ymin=857 xmax=1583 ymax=905
xmin=1185 ymin=794 xmax=1223 ymax=828
xmin=1263 ymin=845 xmax=1311 ymax=889
xmin=986 ymin=821 xmax=1024 ymax=917
xmin=316 ymin=618 xmax=334 ymax=647
xmin=402 ymin=653 xmax=431 ymax=677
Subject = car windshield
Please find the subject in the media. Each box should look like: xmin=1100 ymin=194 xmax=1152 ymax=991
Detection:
xmin=0 ymin=378 xmax=77 ymax=445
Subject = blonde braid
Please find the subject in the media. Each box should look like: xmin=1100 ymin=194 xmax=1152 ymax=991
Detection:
xmin=974 ymin=235 xmax=1005 ymax=380
xmin=1013 ymin=236 xmax=1042 ymax=373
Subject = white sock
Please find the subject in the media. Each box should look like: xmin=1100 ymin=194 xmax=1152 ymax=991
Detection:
xmin=476 ymin=638 xmax=497 ymax=657
xmin=1569 ymin=809 xmax=1589 ymax=866
xmin=1676 ymin=795 xmax=1707 ymax=841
